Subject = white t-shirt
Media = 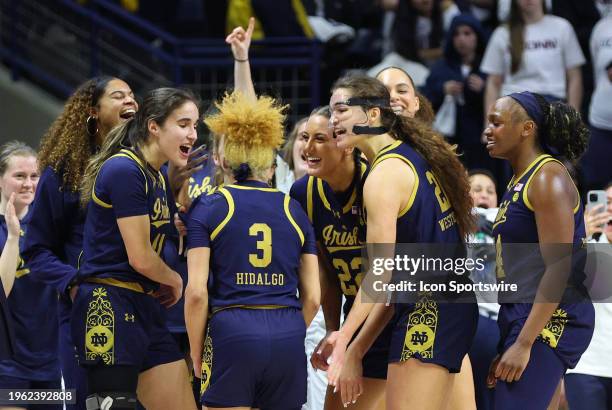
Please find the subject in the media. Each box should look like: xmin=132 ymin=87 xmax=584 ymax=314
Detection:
xmin=470 ymin=207 xmax=501 ymax=317
xmin=480 ymin=15 xmax=585 ymax=98
xmin=589 ymin=16 xmax=612 ymax=130
xmin=567 ymin=234 xmax=612 ymax=378
xmin=274 ymin=154 xmax=295 ymax=194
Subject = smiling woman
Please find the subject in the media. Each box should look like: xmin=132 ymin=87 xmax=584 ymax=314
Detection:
xmin=0 ymin=141 xmax=63 ymax=409
xmin=484 ymin=92 xmax=594 ymax=410
xmin=72 ymin=88 xmax=200 ymax=410
xmin=21 ymin=76 xmax=139 ymax=409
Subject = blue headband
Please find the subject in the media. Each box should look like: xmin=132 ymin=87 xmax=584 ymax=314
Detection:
xmin=508 ymin=92 xmax=559 ymax=155
xmin=508 ymin=92 xmax=544 ymax=129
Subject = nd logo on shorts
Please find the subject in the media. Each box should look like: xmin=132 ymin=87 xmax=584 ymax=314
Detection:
xmin=85 ymin=287 xmax=115 ymax=365
xmin=402 ymin=293 xmax=438 ymax=361
xmin=538 ymin=308 xmax=568 ymax=349
xmin=200 ymin=329 xmax=213 ymax=396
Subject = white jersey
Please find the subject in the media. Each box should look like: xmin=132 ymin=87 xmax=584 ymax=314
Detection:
xmin=589 ymin=16 xmax=612 ymax=130
xmin=480 ymin=15 xmax=585 ymax=99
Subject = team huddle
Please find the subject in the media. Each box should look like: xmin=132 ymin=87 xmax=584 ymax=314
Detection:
xmin=0 ymin=18 xmax=595 ymax=410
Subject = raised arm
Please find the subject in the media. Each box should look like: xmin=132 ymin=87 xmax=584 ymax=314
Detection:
xmin=228 ymin=17 xmax=256 ymax=102
xmin=0 ymin=194 xmax=20 ymax=296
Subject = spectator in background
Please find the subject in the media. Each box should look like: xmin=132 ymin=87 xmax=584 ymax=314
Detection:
xmin=391 ymin=0 xmax=459 ymax=67
xmin=276 ymin=118 xmax=308 ymax=194
xmin=467 ymin=168 xmax=500 ymax=410
xmin=0 ymin=141 xmax=62 ymax=409
xmin=481 ymin=0 xmax=585 ymax=114
xmin=564 ymin=182 xmax=612 ymax=410
xmin=580 ymin=15 xmax=612 ymax=194
xmin=423 ymin=14 xmax=493 ymax=172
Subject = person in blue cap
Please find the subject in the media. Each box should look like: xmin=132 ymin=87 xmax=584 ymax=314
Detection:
xmin=484 ymin=91 xmax=594 ymax=409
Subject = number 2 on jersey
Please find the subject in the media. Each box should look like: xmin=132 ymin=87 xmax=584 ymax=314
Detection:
xmin=249 ymin=223 xmax=272 ymax=268
xmin=333 ymin=257 xmax=363 ymax=296
xmin=426 ymin=171 xmax=451 ymax=212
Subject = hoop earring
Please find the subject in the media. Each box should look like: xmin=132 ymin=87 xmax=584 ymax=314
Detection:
xmin=86 ymin=116 xmax=98 ymax=137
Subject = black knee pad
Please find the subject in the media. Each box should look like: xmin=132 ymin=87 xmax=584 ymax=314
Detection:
xmin=85 ymin=364 xmax=139 ymax=409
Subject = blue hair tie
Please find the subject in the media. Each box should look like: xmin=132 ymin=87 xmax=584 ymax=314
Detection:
xmin=233 ymin=163 xmax=251 ymax=182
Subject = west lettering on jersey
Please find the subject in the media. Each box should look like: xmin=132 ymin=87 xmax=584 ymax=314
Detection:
xmin=438 ymin=212 xmax=457 ymax=232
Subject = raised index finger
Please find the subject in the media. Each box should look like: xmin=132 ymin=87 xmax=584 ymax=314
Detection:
xmin=246 ymin=17 xmax=255 ymax=39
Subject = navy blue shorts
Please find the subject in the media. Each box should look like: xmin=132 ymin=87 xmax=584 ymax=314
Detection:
xmin=200 ymin=307 xmax=307 ymax=409
xmin=71 ymin=283 xmax=183 ymax=372
xmin=494 ymin=340 xmax=566 ymax=410
xmin=498 ymin=303 xmax=595 ymax=369
xmin=0 ymin=375 xmax=62 ymax=410
xmin=388 ymin=297 xmax=478 ymax=373
xmin=361 ymin=321 xmax=393 ymax=379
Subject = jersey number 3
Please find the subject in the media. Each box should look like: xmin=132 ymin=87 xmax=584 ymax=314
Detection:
xmin=249 ymin=223 xmax=272 ymax=268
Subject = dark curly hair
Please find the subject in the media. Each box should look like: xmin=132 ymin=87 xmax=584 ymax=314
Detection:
xmin=332 ymin=75 xmax=476 ymax=240
xmin=38 ymin=76 xmax=115 ymax=192
xmin=532 ymin=94 xmax=589 ymax=161
xmin=81 ymin=87 xmax=200 ymax=208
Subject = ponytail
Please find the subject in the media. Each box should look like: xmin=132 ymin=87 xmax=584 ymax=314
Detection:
xmin=384 ymin=110 xmax=476 ymax=239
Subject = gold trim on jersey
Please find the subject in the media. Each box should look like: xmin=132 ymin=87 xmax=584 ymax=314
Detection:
xmin=306 ymin=176 xmax=314 ymax=223
xmin=210 ymin=188 xmax=235 ymax=240
xmin=226 ymin=184 xmax=279 ymax=192
xmin=327 ymin=245 xmax=362 ymax=253
xmin=507 ymin=154 xmax=551 ymax=190
xmin=375 ymin=140 xmax=402 ymax=160
xmin=371 ymin=153 xmax=419 ymax=218
xmin=92 ymin=149 xmax=154 ymax=208
xmin=85 ymin=277 xmax=152 ymax=295
xmin=522 ymin=157 xmax=581 ymax=214
xmin=284 ymin=195 xmax=305 ymax=246
xmin=116 ymin=149 xmax=150 ymax=194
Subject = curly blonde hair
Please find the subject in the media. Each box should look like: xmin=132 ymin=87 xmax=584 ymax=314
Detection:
xmin=204 ymin=92 xmax=286 ymax=177
xmin=38 ymin=76 xmax=115 ymax=192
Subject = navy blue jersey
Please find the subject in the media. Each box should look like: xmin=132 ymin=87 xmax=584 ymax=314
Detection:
xmin=22 ymin=167 xmax=85 ymax=293
xmin=187 ymin=155 xmax=218 ymax=200
xmin=290 ymin=161 xmax=367 ymax=315
xmin=165 ymin=153 xmax=217 ymax=332
xmin=491 ymin=154 xmax=588 ymax=298
xmin=492 ymin=154 xmax=594 ymax=367
xmin=187 ymin=180 xmax=317 ymax=310
xmin=0 ymin=211 xmax=60 ymax=380
xmin=0 ymin=284 xmax=13 ymax=360
xmin=79 ymin=149 xmax=175 ymax=291
xmin=371 ymin=141 xmax=461 ymax=244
